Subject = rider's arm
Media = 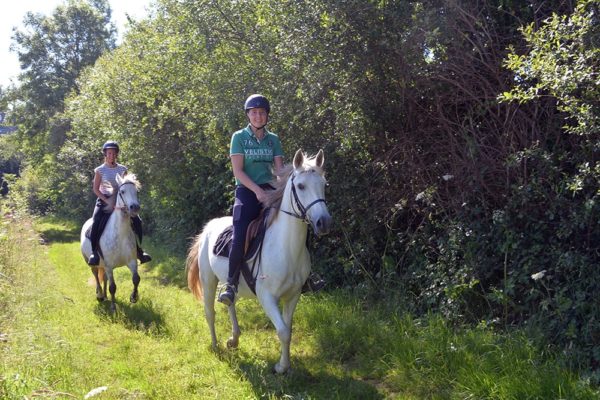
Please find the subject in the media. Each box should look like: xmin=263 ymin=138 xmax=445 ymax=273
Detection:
xmin=274 ymin=155 xmax=284 ymax=175
xmin=92 ymin=171 xmax=110 ymax=203
xmin=231 ymin=154 xmax=268 ymax=203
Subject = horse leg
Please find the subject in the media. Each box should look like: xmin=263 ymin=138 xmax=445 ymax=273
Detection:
xmin=258 ymin=292 xmax=292 ymax=374
xmin=201 ymin=270 xmax=219 ymax=349
xmin=102 ymin=270 xmax=108 ymax=300
xmin=282 ymin=292 xmax=301 ymax=333
xmin=226 ymin=305 xmax=241 ymax=349
xmin=92 ymin=267 xmax=105 ymax=302
xmin=279 ymin=292 xmax=301 ymax=372
xmin=105 ymin=268 xmax=117 ymax=313
xmin=127 ymin=260 xmax=140 ymax=303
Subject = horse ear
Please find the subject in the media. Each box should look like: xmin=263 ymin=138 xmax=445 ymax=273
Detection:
xmin=293 ymin=149 xmax=304 ymax=169
xmin=316 ymin=149 xmax=324 ymax=168
xmin=116 ymin=173 xmax=124 ymax=185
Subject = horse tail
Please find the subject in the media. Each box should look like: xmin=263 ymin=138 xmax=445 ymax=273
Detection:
xmin=186 ymin=232 xmax=204 ymax=300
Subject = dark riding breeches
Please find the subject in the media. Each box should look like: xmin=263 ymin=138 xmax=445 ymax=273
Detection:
xmin=227 ymin=185 xmax=269 ymax=286
xmin=90 ymin=200 xmax=109 ymax=254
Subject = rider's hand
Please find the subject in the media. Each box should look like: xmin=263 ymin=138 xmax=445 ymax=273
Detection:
xmin=256 ymin=188 xmax=268 ymax=204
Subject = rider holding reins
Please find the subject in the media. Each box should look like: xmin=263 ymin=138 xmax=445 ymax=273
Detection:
xmin=218 ymin=94 xmax=324 ymax=306
xmin=87 ymin=141 xmax=151 ymax=266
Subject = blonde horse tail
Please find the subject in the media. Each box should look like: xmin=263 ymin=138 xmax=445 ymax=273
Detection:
xmin=186 ymin=232 xmax=204 ymax=300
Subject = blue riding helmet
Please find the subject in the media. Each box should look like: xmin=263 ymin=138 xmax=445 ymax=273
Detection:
xmin=102 ymin=140 xmax=120 ymax=153
xmin=244 ymin=94 xmax=270 ymax=114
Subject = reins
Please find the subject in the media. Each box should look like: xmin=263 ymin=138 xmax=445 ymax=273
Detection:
xmin=279 ymin=173 xmax=326 ymax=224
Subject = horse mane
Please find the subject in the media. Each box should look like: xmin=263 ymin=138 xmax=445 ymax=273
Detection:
xmin=262 ymin=152 xmax=325 ymax=227
xmin=262 ymin=165 xmax=292 ymax=210
xmin=101 ymin=173 xmax=141 ymax=213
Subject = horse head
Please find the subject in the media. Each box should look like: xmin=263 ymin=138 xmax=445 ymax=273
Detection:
xmin=115 ymin=174 xmax=141 ymax=217
xmin=287 ymin=149 xmax=332 ymax=236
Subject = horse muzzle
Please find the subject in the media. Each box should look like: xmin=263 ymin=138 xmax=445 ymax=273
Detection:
xmin=313 ymin=214 xmax=333 ymax=236
xmin=129 ymin=203 xmax=140 ymax=215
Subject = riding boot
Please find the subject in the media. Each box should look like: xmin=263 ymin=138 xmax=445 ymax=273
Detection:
xmin=88 ymin=244 xmax=100 ymax=266
xmin=301 ymin=273 xmax=326 ymax=293
xmin=218 ymin=259 xmax=241 ymax=306
xmin=137 ymin=245 xmax=152 ymax=264
xmin=131 ymin=215 xmax=151 ymax=264
xmin=218 ymin=280 xmax=237 ymax=306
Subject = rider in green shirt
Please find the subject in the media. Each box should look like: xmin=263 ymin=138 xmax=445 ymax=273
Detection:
xmin=218 ymin=95 xmax=325 ymax=306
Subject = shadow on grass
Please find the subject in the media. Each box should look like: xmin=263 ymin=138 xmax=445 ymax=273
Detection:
xmin=93 ymin=297 xmax=168 ymax=336
xmin=38 ymin=227 xmax=80 ymax=244
xmin=142 ymin=253 xmax=188 ymax=289
xmin=35 ymin=216 xmax=81 ymax=244
xmin=216 ymin=348 xmax=384 ymax=399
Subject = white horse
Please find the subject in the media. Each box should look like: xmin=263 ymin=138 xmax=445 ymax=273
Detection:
xmin=80 ymin=173 xmax=142 ymax=313
xmin=186 ymin=149 xmax=332 ymax=374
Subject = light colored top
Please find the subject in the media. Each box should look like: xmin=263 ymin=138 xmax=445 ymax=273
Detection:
xmin=94 ymin=163 xmax=127 ymax=195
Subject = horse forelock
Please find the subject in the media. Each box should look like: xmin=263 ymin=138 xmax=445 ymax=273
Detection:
xmin=123 ymin=174 xmax=141 ymax=190
xmin=302 ymin=153 xmax=325 ymax=175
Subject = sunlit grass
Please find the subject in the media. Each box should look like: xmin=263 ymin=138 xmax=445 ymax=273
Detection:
xmin=0 ymin=211 xmax=598 ymax=399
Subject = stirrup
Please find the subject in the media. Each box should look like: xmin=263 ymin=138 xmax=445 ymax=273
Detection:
xmin=217 ymin=284 xmax=236 ymax=306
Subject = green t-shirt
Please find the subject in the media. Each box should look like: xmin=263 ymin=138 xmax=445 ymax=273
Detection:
xmin=230 ymin=125 xmax=284 ymax=185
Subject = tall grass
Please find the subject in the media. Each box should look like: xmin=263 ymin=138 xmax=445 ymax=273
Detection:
xmin=0 ymin=209 xmax=597 ymax=399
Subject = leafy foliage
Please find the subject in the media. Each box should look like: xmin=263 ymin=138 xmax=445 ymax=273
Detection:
xmin=496 ymin=0 xmax=600 ymax=377
xmin=9 ymin=0 xmax=115 ymax=160
xmin=5 ymin=0 xmax=600 ymax=379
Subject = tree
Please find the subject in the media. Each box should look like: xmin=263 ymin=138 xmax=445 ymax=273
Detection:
xmin=10 ymin=0 xmax=116 ymax=159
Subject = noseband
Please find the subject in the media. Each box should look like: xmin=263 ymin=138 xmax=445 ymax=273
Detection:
xmin=280 ymin=173 xmax=327 ymax=224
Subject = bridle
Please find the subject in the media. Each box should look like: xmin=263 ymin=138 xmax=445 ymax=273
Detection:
xmin=279 ymin=172 xmax=327 ymax=224
xmin=114 ymin=181 xmax=136 ymax=213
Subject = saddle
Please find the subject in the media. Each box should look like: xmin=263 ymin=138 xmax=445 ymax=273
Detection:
xmin=213 ymin=208 xmax=271 ymax=294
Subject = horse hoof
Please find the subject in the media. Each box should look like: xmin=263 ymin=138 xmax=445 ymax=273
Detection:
xmin=272 ymin=364 xmax=289 ymax=375
xmin=130 ymin=294 xmax=138 ymax=303
xmin=97 ymin=297 xmax=105 ymax=302
xmin=226 ymin=338 xmax=239 ymax=349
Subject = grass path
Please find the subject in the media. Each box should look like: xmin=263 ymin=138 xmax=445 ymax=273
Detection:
xmin=1 ymin=212 xmax=598 ymax=399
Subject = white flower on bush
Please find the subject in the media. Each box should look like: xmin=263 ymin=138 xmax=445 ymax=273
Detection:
xmin=531 ymin=270 xmax=547 ymax=281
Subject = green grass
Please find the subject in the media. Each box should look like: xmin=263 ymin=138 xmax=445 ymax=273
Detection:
xmin=0 ymin=210 xmax=598 ymax=399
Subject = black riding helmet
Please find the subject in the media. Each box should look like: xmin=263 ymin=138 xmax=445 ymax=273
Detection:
xmin=244 ymin=94 xmax=270 ymax=114
xmin=102 ymin=140 xmax=120 ymax=154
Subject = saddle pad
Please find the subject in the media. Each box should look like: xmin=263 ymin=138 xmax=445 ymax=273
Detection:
xmin=213 ymin=225 xmax=234 ymax=258
xmin=212 ymin=224 xmax=264 ymax=261
xmin=213 ymin=208 xmax=271 ymax=261
xmin=85 ymin=224 xmax=93 ymax=239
